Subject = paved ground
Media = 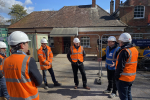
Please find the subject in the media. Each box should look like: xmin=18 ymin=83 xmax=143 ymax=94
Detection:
xmin=36 ymin=54 xmax=150 ymax=100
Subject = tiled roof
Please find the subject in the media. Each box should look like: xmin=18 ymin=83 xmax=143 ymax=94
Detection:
xmin=8 ymin=5 xmax=126 ymax=28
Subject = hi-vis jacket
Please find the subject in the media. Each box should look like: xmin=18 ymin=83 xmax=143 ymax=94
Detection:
xmin=116 ymin=47 xmax=138 ymax=82
xmin=3 ymin=54 xmax=39 ymax=100
xmin=37 ymin=46 xmax=53 ymax=70
xmin=105 ymin=46 xmax=120 ymax=70
xmin=0 ymin=54 xmax=6 ymax=71
xmin=70 ymin=46 xmax=84 ymax=63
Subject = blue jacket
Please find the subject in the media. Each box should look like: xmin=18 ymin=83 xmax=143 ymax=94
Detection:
xmin=105 ymin=46 xmax=120 ymax=70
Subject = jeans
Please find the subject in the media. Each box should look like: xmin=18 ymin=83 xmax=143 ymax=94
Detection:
xmin=42 ymin=68 xmax=56 ymax=85
xmin=0 ymin=77 xmax=9 ymax=100
xmin=107 ymin=68 xmax=117 ymax=94
xmin=116 ymin=80 xmax=133 ymax=100
xmin=71 ymin=63 xmax=87 ymax=87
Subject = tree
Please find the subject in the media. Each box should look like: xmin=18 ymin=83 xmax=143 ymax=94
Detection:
xmin=0 ymin=16 xmax=6 ymax=25
xmin=8 ymin=4 xmax=28 ymax=24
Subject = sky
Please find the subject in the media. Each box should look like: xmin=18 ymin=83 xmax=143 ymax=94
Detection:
xmin=0 ymin=0 xmax=126 ymax=21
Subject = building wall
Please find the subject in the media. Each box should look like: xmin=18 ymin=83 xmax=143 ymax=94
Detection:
xmin=119 ymin=0 xmax=150 ymax=33
xmin=51 ymin=31 xmax=123 ymax=54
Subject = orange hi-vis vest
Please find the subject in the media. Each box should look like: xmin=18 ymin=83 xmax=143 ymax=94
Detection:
xmin=116 ymin=47 xmax=138 ymax=82
xmin=0 ymin=54 xmax=6 ymax=71
xmin=37 ymin=45 xmax=53 ymax=70
xmin=2 ymin=54 xmax=39 ymax=100
xmin=71 ymin=46 xmax=84 ymax=62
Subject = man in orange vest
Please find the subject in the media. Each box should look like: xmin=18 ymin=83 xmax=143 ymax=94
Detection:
xmin=3 ymin=31 xmax=42 ymax=100
xmin=37 ymin=38 xmax=61 ymax=89
xmin=0 ymin=41 xmax=10 ymax=100
xmin=67 ymin=38 xmax=90 ymax=90
xmin=115 ymin=33 xmax=138 ymax=100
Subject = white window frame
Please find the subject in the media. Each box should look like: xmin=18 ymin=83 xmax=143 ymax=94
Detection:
xmin=80 ymin=36 xmax=90 ymax=48
xmin=134 ymin=6 xmax=145 ymax=19
xmin=132 ymin=33 xmax=143 ymax=39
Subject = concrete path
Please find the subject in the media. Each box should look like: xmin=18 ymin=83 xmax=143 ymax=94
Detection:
xmin=36 ymin=54 xmax=150 ymax=100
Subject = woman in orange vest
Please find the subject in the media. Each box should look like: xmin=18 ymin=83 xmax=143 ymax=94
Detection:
xmin=37 ymin=38 xmax=61 ymax=90
xmin=67 ymin=38 xmax=90 ymax=90
xmin=0 ymin=41 xmax=10 ymax=100
xmin=115 ymin=33 xmax=138 ymax=100
xmin=3 ymin=31 xmax=42 ymax=100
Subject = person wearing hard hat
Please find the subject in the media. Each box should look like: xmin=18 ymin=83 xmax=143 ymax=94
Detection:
xmin=115 ymin=33 xmax=138 ymax=100
xmin=67 ymin=38 xmax=90 ymax=90
xmin=0 ymin=41 xmax=10 ymax=100
xmin=98 ymin=36 xmax=120 ymax=98
xmin=3 ymin=31 xmax=42 ymax=100
xmin=37 ymin=38 xmax=61 ymax=89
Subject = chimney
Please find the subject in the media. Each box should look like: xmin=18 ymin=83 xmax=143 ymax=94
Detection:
xmin=110 ymin=0 xmax=114 ymax=14
xmin=115 ymin=0 xmax=120 ymax=11
xmin=92 ymin=0 xmax=96 ymax=7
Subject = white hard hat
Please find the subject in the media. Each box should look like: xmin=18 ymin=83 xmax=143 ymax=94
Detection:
xmin=107 ymin=36 xmax=116 ymax=41
xmin=119 ymin=33 xmax=132 ymax=43
xmin=73 ymin=38 xmax=80 ymax=43
xmin=41 ymin=38 xmax=48 ymax=43
xmin=0 ymin=41 xmax=7 ymax=48
xmin=8 ymin=31 xmax=31 ymax=45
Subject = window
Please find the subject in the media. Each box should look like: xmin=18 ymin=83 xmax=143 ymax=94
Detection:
xmin=80 ymin=37 xmax=90 ymax=48
xmin=49 ymin=37 xmax=54 ymax=47
xmin=134 ymin=6 xmax=145 ymax=19
xmin=132 ymin=34 xmax=143 ymax=39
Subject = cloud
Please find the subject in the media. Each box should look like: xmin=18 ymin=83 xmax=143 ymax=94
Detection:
xmin=0 ymin=0 xmax=34 ymax=15
xmin=105 ymin=9 xmax=110 ymax=13
xmin=25 ymin=7 xmax=34 ymax=14
xmin=24 ymin=0 xmax=32 ymax=5
xmin=42 ymin=9 xmax=50 ymax=11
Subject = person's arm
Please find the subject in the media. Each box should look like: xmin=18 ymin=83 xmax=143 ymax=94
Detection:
xmin=29 ymin=57 xmax=42 ymax=86
xmin=115 ymin=50 xmax=129 ymax=80
xmin=67 ymin=48 xmax=72 ymax=63
xmin=37 ymin=50 xmax=49 ymax=65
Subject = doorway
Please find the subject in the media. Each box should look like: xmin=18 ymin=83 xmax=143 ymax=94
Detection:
xmin=63 ymin=37 xmax=71 ymax=53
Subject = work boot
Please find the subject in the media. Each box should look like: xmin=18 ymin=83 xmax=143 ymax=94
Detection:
xmin=44 ymin=84 xmax=48 ymax=90
xmin=103 ymin=90 xmax=111 ymax=93
xmin=74 ymin=85 xmax=78 ymax=89
xmin=54 ymin=81 xmax=61 ymax=86
xmin=83 ymin=86 xmax=90 ymax=90
xmin=109 ymin=93 xmax=117 ymax=98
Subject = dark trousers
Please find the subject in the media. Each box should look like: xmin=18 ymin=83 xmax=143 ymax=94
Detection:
xmin=0 ymin=77 xmax=9 ymax=99
xmin=107 ymin=68 xmax=117 ymax=94
xmin=116 ymin=80 xmax=132 ymax=100
xmin=71 ymin=63 xmax=87 ymax=87
xmin=42 ymin=68 xmax=56 ymax=85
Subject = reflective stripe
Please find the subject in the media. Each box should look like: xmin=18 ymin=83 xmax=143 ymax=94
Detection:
xmin=49 ymin=51 xmax=52 ymax=54
xmin=38 ymin=54 xmax=43 ymax=56
xmin=106 ymin=57 xmax=116 ymax=61
xmin=5 ymin=56 xmax=31 ymax=83
xmin=126 ymin=49 xmax=132 ymax=63
xmin=126 ymin=61 xmax=138 ymax=64
xmin=105 ymin=63 xmax=113 ymax=66
xmin=72 ymin=59 xmax=78 ymax=60
xmin=2 ymin=57 xmax=7 ymax=74
xmin=72 ymin=52 xmax=82 ymax=55
xmin=121 ymin=72 xmax=136 ymax=76
xmin=10 ymin=92 xmax=38 ymax=100
xmin=43 ymin=60 xmax=46 ymax=63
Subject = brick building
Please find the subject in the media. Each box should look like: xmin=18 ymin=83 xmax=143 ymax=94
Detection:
xmin=8 ymin=0 xmax=126 ymax=54
xmin=112 ymin=0 xmax=150 ymax=39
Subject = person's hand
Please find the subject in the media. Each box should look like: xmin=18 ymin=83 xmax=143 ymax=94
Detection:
xmin=49 ymin=62 xmax=51 ymax=65
xmin=97 ymin=58 xmax=102 ymax=62
xmin=110 ymin=61 xmax=115 ymax=67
